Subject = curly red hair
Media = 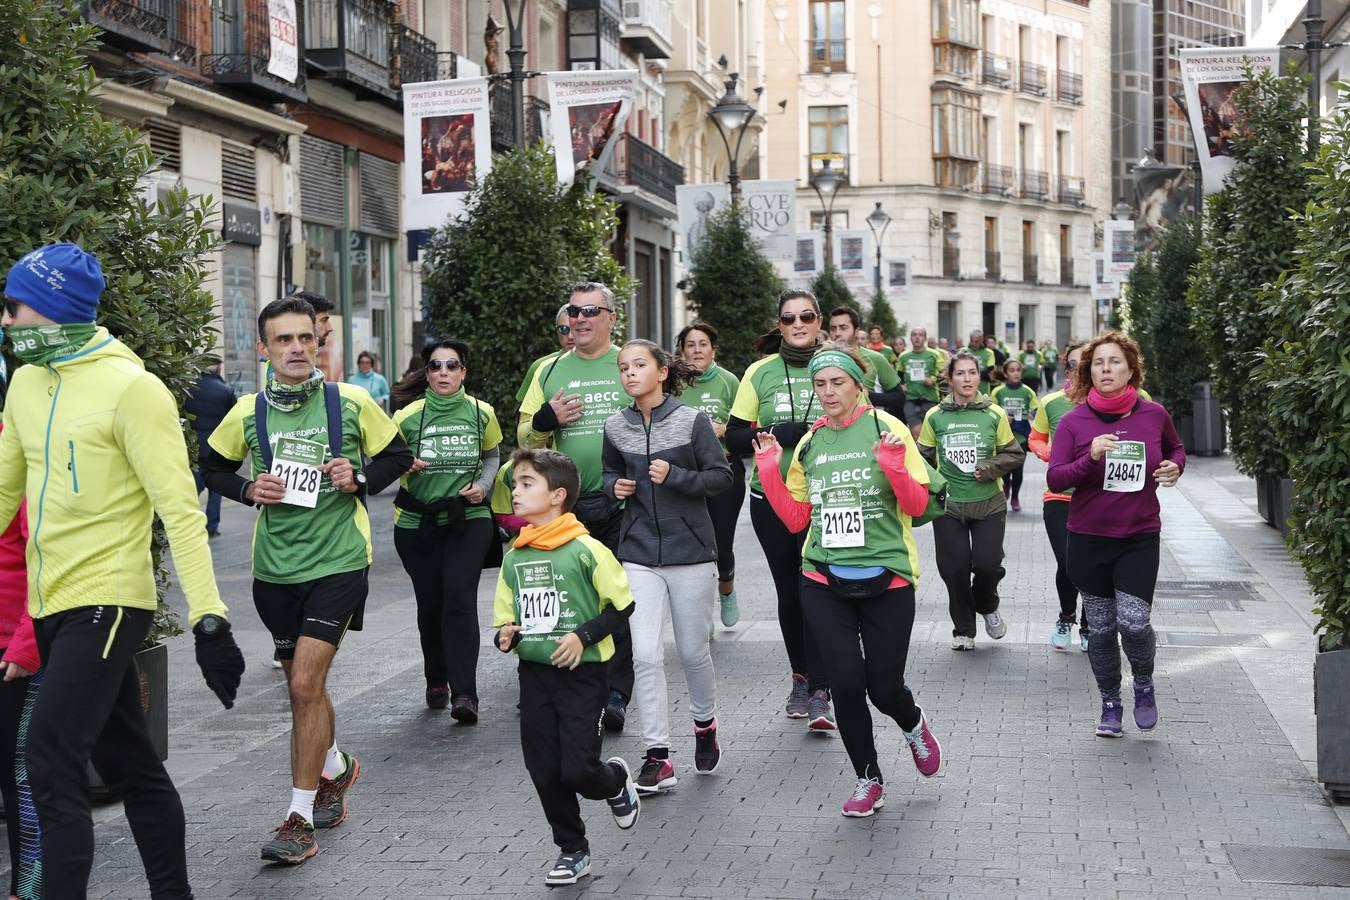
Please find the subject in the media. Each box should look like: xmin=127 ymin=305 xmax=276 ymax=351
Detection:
xmin=1065 ymin=330 xmax=1147 ymax=402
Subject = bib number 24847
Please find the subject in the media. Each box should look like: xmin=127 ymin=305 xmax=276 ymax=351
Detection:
xmin=1104 ymin=441 xmax=1146 ymax=493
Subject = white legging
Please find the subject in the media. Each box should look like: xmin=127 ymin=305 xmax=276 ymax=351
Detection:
xmin=624 ymin=561 xmax=718 ymax=753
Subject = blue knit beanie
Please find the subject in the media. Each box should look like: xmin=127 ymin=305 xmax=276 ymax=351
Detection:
xmin=3 ymin=243 xmax=104 ymax=324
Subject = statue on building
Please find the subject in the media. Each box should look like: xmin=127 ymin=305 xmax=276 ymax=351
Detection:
xmin=484 ymin=15 xmax=504 ymax=74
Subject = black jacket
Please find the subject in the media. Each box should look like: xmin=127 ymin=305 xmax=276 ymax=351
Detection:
xmin=185 ymin=372 xmax=236 ymax=442
xmin=602 ymin=396 xmax=733 ymax=567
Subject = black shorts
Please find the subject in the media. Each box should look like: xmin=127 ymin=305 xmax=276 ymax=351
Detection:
xmin=904 ymin=399 xmax=937 ymax=428
xmin=253 ymin=568 xmax=368 ymax=658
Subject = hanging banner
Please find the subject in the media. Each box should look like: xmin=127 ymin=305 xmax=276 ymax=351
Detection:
xmin=1103 ymin=220 xmax=1136 ymax=280
xmin=546 ymin=70 xmax=639 ymax=187
xmin=834 ymin=228 xmax=872 ymax=290
xmin=886 ymin=257 xmax=913 ymax=301
xmin=1178 ymin=47 xmax=1279 ymax=195
xmin=402 ymin=77 xmax=493 ymax=231
xmin=675 ymin=180 xmax=797 ymax=266
xmin=1132 ymin=161 xmax=1190 ymax=252
xmin=677 ymin=183 xmax=728 ymax=265
xmin=1092 ymin=252 xmax=1120 ymax=300
xmin=791 ymin=231 xmax=823 ymax=288
xmin=266 ymin=0 xmax=298 ymax=83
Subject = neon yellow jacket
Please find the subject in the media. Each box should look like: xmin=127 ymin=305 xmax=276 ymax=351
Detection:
xmin=0 ymin=328 xmax=227 ymax=626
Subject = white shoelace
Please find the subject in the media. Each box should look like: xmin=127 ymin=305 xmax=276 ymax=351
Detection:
xmin=851 ymin=777 xmax=881 ymax=801
xmin=904 ymin=724 xmax=931 ymax=760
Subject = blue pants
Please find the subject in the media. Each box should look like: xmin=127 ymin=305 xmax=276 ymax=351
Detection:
xmin=193 ymin=469 xmax=221 ymax=534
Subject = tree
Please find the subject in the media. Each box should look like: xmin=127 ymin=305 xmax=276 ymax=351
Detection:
xmin=1141 ymin=217 xmax=1205 ymax=419
xmin=684 ymin=204 xmax=782 ymax=377
xmin=809 ymin=265 xmax=857 ymax=318
xmin=421 ymin=144 xmax=634 ymax=444
xmin=1122 ymin=247 xmax=1160 ymax=358
xmin=0 ymin=0 xmax=221 ymax=640
xmin=1186 ymin=67 xmax=1310 ymax=478
xmin=866 ymin=289 xmax=901 ymax=342
xmin=1257 ymin=101 xmax=1350 ymax=651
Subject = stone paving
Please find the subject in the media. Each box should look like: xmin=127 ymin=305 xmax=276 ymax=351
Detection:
xmin=20 ymin=456 xmax=1350 ymax=898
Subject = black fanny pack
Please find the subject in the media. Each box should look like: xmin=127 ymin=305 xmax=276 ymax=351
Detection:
xmin=572 ymin=491 xmax=623 ymax=531
xmin=824 ymin=566 xmax=892 ymax=600
xmin=394 ymin=487 xmax=468 ymax=534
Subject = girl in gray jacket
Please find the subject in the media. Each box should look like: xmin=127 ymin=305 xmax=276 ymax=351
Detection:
xmin=603 ymin=340 xmax=734 ymax=794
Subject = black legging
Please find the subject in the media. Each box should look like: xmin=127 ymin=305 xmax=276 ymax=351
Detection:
xmin=1042 ymin=499 xmax=1083 ymax=625
xmin=706 ymin=456 xmax=746 ymax=583
xmin=0 ymin=666 xmax=40 ymax=899
xmin=395 ymin=517 xmax=494 ymax=699
xmin=749 ymin=494 xmax=825 ymax=691
xmin=1003 ymin=452 xmax=1026 ymax=501
xmin=933 ymin=509 xmax=1007 ymax=638
xmin=1068 ymin=531 xmax=1160 ymax=701
xmin=800 ymin=580 xmax=921 ymax=781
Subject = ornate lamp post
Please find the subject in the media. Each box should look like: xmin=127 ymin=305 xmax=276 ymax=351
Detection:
xmin=707 ymin=73 xmax=756 ymax=201
xmin=502 ymin=0 xmax=528 ymax=149
xmin=810 ymin=159 xmax=844 ymax=267
xmin=865 ymin=201 xmax=891 ymax=293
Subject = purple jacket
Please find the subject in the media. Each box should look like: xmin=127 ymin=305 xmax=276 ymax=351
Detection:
xmin=1046 ymin=399 xmax=1186 ymax=538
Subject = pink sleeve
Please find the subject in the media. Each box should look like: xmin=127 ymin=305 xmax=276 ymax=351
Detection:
xmin=754 ymin=451 xmax=812 ymax=533
xmin=875 ymin=445 xmax=930 ymax=518
xmin=1 ymin=504 xmax=38 ymax=672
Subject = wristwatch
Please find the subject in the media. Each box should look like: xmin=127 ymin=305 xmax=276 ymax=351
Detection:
xmin=195 ymin=614 xmax=228 ymax=636
xmin=354 ymin=472 xmax=368 ymax=493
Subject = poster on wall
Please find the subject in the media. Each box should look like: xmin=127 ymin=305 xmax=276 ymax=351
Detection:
xmin=676 ymin=183 xmax=729 ymax=264
xmin=886 ymin=257 xmax=913 ymax=301
xmin=1103 ymin=220 xmax=1136 ymax=279
xmin=266 ymin=0 xmax=298 ymax=83
xmin=791 ymin=231 xmax=823 ymax=288
xmin=1092 ymin=252 xmax=1120 ymax=300
xmin=546 ymin=70 xmax=639 ymax=187
xmin=675 ymin=180 xmax=797 ymax=266
xmin=1178 ymin=47 xmax=1279 ymax=195
xmin=401 ymin=78 xmax=493 ymax=231
xmin=834 ymin=228 xmax=872 ymax=290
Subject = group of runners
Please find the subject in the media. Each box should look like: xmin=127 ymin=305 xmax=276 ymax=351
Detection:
xmin=0 ymin=242 xmax=1185 ymax=896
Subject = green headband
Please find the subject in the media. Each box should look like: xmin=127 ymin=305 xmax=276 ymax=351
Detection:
xmin=808 ymin=349 xmax=865 ymax=385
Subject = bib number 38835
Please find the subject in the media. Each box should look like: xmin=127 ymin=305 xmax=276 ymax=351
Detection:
xmin=1104 ymin=440 xmax=1146 ymax=493
xmin=943 ymin=432 xmax=979 ymax=474
xmin=269 ymin=437 xmax=326 ymax=508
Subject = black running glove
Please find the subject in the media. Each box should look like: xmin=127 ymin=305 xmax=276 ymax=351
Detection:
xmin=194 ymin=620 xmax=245 ymax=709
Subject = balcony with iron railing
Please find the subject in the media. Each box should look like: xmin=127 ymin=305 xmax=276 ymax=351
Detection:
xmin=943 ymin=246 xmax=961 ymax=279
xmin=82 ymin=0 xmax=172 ymax=53
xmin=1058 ymin=175 xmax=1085 ymax=204
xmin=1022 ymin=253 xmax=1039 ymax=283
xmin=980 ymin=52 xmax=1012 ymax=88
xmin=202 ymin=0 xmax=308 ymax=103
xmin=611 ymin=132 xmax=684 ymax=206
xmin=620 ymin=0 xmax=672 ymax=59
xmin=1057 ymin=71 xmax=1083 ymax=104
xmin=1020 ymin=169 xmax=1049 ymax=199
xmin=436 ymin=50 xmax=458 ymax=80
xmin=490 ymin=80 xmax=516 ymax=150
xmin=305 ymin=0 xmax=396 ymax=101
xmin=525 ymin=95 xmax=551 ymax=146
xmin=1018 ymin=61 xmax=1046 ymax=96
xmin=981 ymin=163 xmax=1014 ymax=195
xmin=985 ymin=249 xmax=1001 ymax=280
xmin=1060 ymin=257 xmax=1074 ymax=286
xmin=391 ymin=23 xmax=437 ymax=90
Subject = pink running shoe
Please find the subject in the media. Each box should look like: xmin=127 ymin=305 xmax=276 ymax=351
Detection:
xmin=841 ymin=777 xmax=884 ymax=817
xmin=903 ymin=710 xmax=942 ymax=777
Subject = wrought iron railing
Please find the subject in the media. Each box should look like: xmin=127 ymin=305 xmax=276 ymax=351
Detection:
xmin=982 ymin=163 xmax=1014 ymax=195
xmin=1020 ymin=169 xmax=1049 ymax=199
xmin=943 ymin=246 xmax=961 ymax=279
xmin=1019 ymin=61 xmax=1046 ymax=95
xmin=1058 ymin=175 xmax=1085 ymax=204
xmin=1060 ymin=257 xmax=1074 ymax=286
xmin=1023 ymin=254 xmax=1039 ymax=283
xmin=613 ymin=133 xmax=684 ymax=204
xmin=980 ymin=52 xmax=1011 ymax=87
xmin=1057 ymin=71 xmax=1083 ymax=104
xmin=392 ymin=23 xmax=437 ymax=89
xmin=985 ymin=250 xmax=1001 ymax=280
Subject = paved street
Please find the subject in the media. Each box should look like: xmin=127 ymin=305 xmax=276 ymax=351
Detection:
xmin=42 ymin=456 xmax=1350 ymax=898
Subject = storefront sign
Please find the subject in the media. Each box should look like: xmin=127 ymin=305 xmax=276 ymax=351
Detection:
xmin=222 ymin=202 xmax=262 ymax=246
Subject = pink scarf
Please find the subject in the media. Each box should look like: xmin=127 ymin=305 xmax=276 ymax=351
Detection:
xmin=1087 ymin=385 xmax=1138 ymax=415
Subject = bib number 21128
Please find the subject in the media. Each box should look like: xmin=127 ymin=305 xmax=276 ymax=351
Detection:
xmin=269 ymin=437 xmax=326 ymax=508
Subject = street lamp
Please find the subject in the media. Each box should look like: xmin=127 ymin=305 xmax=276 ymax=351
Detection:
xmin=707 ymin=73 xmax=756 ymax=201
xmin=864 ymin=202 xmax=891 ymax=293
xmin=502 ymin=0 xmax=528 ymax=149
xmin=810 ymin=159 xmax=844 ymax=267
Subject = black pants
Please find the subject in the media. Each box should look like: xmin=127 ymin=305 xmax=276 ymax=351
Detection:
xmin=518 ymin=661 xmax=625 ymax=854
xmin=800 ymin=580 xmax=921 ymax=781
xmin=575 ymin=506 xmax=634 ymax=702
xmin=1003 ymin=453 xmax=1026 ymax=501
xmin=1024 ymin=375 xmax=1041 ymax=393
xmin=1042 ymin=500 xmax=1083 ymax=625
xmin=1043 ymin=367 xmax=1057 ymax=389
xmin=750 ymin=494 xmax=825 ymax=691
xmin=1068 ymin=532 xmax=1160 ymax=700
xmin=395 ymin=518 xmax=492 ymax=698
xmin=0 ymin=664 xmax=41 ymax=899
xmin=933 ymin=507 xmax=1007 ymax=638
xmin=29 ymin=607 xmax=191 ymax=900
xmin=706 ymin=457 xmax=746 ymax=583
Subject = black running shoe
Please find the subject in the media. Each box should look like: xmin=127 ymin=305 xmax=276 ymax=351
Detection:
xmin=312 ymin=753 xmax=360 ymax=829
xmin=694 ymin=720 xmax=720 ymax=774
xmin=602 ymin=690 xmax=626 ymax=733
xmin=450 ymin=695 xmax=479 ymax=724
xmin=260 ymin=812 xmax=318 ymax=864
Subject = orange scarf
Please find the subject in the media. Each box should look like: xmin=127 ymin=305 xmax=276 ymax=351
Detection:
xmin=515 ymin=512 xmax=589 ymax=550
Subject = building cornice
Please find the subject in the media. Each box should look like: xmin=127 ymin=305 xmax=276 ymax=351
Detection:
xmin=151 ymin=79 xmax=307 ymax=135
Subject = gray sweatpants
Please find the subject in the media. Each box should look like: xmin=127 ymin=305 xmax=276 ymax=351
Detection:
xmin=624 ymin=561 xmax=718 ymax=753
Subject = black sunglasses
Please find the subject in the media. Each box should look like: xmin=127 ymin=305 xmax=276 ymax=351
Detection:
xmin=3 ymin=300 xmax=18 ymax=319
xmin=427 ymin=359 xmax=464 ymax=372
xmin=567 ymin=304 xmax=611 ymax=319
xmin=556 ymin=323 xmax=571 ymax=335
xmin=779 ymin=310 xmax=820 ymax=325
xmin=1064 ymin=360 xmax=1078 ymax=371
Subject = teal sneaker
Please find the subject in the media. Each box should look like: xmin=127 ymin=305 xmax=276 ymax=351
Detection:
xmin=1050 ymin=619 xmax=1073 ymax=651
xmin=719 ymin=591 xmax=739 ymax=627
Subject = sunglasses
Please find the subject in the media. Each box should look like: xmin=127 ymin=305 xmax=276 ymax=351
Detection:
xmin=3 ymin=300 xmax=18 ymax=319
xmin=1064 ymin=360 xmax=1078 ymax=371
xmin=567 ymin=304 xmax=611 ymax=319
xmin=556 ymin=324 xmax=571 ymax=336
xmin=427 ymin=359 xmax=465 ymax=372
xmin=779 ymin=310 xmax=820 ymax=325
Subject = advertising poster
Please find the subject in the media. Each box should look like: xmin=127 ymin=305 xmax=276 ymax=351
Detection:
xmin=1132 ymin=160 xmax=1191 ymax=252
xmin=886 ymin=257 xmax=913 ymax=301
xmin=834 ymin=228 xmax=871 ymax=290
xmin=1092 ymin=252 xmax=1120 ymax=300
xmin=1103 ymin=220 xmax=1136 ymax=280
xmin=546 ymin=70 xmax=639 ymax=187
xmin=676 ymin=183 xmax=728 ymax=263
xmin=401 ymin=78 xmax=493 ymax=231
xmin=1179 ymin=48 xmax=1278 ymax=194
xmin=675 ymin=180 xmax=797 ymax=265
xmin=267 ymin=0 xmax=298 ymax=83
xmin=791 ymin=231 xmax=823 ymax=288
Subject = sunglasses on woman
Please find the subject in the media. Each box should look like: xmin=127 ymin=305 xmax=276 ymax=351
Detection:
xmin=427 ymin=359 xmax=464 ymax=371
xmin=779 ymin=310 xmax=819 ymax=325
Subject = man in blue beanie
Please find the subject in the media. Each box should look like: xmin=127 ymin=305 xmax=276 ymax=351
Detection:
xmin=0 ymin=242 xmax=245 ymax=899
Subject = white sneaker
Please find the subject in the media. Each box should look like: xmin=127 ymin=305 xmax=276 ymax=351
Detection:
xmin=950 ymin=635 xmax=975 ymax=651
xmin=983 ymin=612 xmax=1008 ymax=640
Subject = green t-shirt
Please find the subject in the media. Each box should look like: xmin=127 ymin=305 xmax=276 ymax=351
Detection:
xmin=208 ymin=383 xmax=399 ymax=584
xmin=392 ymin=390 xmax=502 ymax=527
xmin=519 ymin=347 xmax=625 ymax=493
xmin=1032 ymin=389 xmax=1076 ymax=499
xmin=868 ymin=343 xmax=898 ymax=366
xmin=917 ymin=401 xmax=1014 ymax=503
xmin=859 ymin=346 xmax=900 ymax=394
xmin=685 ymin=362 xmax=740 ymax=454
xmin=731 ymin=353 xmax=818 ymax=493
xmin=492 ymin=531 xmax=633 ymax=665
xmin=1040 ymin=347 xmax=1059 ymax=368
xmin=898 ymin=349 xmax=941 ymax=402
xmin=786 ymin=408 xmax=929 ymax=583
xmin=991 ymin=382 xmax=1040 ymax=447
xmin=516 ymin=350 xmax=561 ymax=405
xmin=1018 ymin=351 xmax=1041 ymax=372
xmin=959 ymin=346 xmax=998 ymax=385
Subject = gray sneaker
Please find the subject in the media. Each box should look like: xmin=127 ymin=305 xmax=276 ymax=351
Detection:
xmin=807 ymin=689 xmax=836 ymax=731
xmin=785 ymin=674 xmax=810 ymax=718
xmin=983 ymin=611 xmax=1008 ymax=640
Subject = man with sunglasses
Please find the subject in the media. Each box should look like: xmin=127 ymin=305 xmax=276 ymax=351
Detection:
xmin=0 ymin=243 xmax=245 ymax=898
xmin=518 ymin=283 xmax=635 ymax=732
xmin=516 ymin=304 xmax=576 ymax=406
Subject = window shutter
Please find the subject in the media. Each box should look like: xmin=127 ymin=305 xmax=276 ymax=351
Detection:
xmin=300 ymin=135 xmax=346 ymax=226
xmin=146 ymin=118 xmax=181 ymax=171
xmin=357 ymin=154 xmax=399 ymax=237
xmin=221 ymin=139 xmax=257 ymax=202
